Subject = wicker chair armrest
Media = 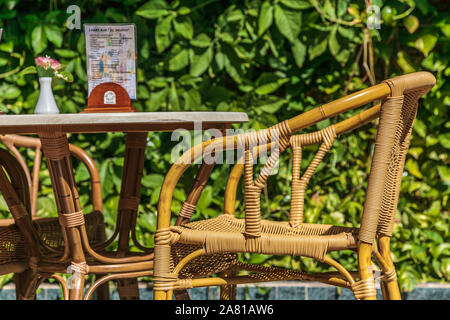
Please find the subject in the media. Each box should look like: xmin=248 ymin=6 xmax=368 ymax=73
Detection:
xmin=0 ymin=134 xmax=103 ymax=213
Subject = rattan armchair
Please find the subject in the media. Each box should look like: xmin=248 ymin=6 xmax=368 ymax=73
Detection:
xmin=153 ymin=71 xmax=436 ymax=300
xmin=0 ymin=135 xmax=108 ymax=299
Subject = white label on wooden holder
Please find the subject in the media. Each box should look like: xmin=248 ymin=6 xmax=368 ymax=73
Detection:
xmin=104 ymin=91 xmax=116 ymax=105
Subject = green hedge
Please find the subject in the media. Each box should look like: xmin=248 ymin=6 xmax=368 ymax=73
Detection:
xmin=0 ymin=0 xmax=448 ymax=292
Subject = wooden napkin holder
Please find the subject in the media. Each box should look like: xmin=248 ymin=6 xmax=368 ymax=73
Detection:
xmin=81 ymin=82 xmax=137 ymax=113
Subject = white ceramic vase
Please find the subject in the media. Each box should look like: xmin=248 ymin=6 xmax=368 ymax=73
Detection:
xmin=34 ymin=77 xmax=60 ymax=114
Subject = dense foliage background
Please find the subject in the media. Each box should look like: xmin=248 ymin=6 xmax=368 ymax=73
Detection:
xmin=0 ymin=0 xmax=448 ymax=294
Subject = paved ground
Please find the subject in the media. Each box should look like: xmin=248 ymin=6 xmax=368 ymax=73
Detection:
xmin=1 ymin=281 xmax=449 ymax=300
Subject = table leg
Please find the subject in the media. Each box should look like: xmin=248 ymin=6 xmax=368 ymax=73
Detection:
xmin=38 ymin=126 xmax=87 ymax=300
xmin=116 ymin=132 xmax=147 ymax=300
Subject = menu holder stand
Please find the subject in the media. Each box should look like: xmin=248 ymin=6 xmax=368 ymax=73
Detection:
xmin=81 ymin=82 xmax=137 ymax=113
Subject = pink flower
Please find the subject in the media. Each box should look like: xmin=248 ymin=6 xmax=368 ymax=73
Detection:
xmin=49 ymin=58 xmax=61 ymax=70
xmin=35 ymin=56 xmax=50 ymax=69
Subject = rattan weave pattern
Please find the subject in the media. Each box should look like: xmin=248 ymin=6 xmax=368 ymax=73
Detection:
xmin=170 ymin=214 xmax=358 ymax=278
xmin=0 ymin=211 xmax=104 ymax=268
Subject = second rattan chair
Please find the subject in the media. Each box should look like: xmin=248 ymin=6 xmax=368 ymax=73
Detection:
xmin=0 ymin=136 xmax=109 ymax=299
xmin=153 ymin=71 xmax=435 ymax=300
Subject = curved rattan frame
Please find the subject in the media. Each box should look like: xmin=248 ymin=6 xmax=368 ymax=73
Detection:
xmin=0 ymin=136 xmax=152 ymax=299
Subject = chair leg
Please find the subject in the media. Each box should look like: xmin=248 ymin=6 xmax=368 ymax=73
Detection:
xmin=117 ymin=278 xmax=140 ymax=300
xmin=355 ymin=242 xmax=377 ymax=300
xmin=378 ymin=236 xmax=401 ymax=300
xmin=68 ymin=271 xmax=86 ymax=300
xmin=154 ymin=290 xmax=169 ymax=300
xmin=174 ymin=290 xmax=191 ymax=300
xmin=14 ymin=270 xmax=38 ymax=300
xmin=219 ymin=270 xmax=235 ymax=300
xmin=95 ymin=275 xmax=110 ymax=300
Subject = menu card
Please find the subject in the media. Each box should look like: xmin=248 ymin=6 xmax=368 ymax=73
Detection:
xmin=84 ymin=24 xmax=137 ymax=99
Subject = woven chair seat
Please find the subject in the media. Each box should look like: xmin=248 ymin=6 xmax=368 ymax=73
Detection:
xmin=0 ymin=211 xmax=105 ymax=271
xmin=170 ymin=214 xmax=358 ymax=278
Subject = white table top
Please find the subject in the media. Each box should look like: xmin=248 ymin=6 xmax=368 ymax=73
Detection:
xmin=0 ymin=112 xmax=248 ymax=134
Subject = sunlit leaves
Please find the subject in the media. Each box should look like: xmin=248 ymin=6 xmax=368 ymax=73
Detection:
xmin=254 ymin=73 xmax=288 ymax=95
xmin=54 ymin=49 xmax=78 ymax=58
xmin=31 ymin=25 xmax=46 ymax=54
xmin=308 ymin=33 xmax=328 ymax=60
xmin=291 ymin=39 xmax=306 ymax=68
xmin=136 ymin=0 xmax=169 ymax=19
xmin=173 ymin=16 xmax=194 ymax=40
xmin=43 ymin=24 xmax=62 ymax=47
xmin=254 ymin=95 xmax=286 ymax=114
xmin=167 ymin=44 xmax=189 ymax=71
xmin=155 ymin=15 xmax=173 ymax=53
xmin=0 ymin=83 xmax=21 ymax=100
xmin=404 ymin=15 xmax=419 ymax=34
xmin=258 ymin=1 xmax=273 ymax=36
xmin=274 ymin=4 xmax=302 ymax=43
xmin=190 ymin=33 xmax=211 ymax=48
xmin=412 ymin=33 xmax=438 ymax=56
xmin=190 ymin=46 xmax=213 ymax=77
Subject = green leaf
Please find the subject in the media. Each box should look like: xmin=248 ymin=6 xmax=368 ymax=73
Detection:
xmin=197 ymin=186 xmax=213 ymax=209
xmin=0 ymin=84 xmax=21 ymax=100
xmin=58 ymin=71 xmax=74 ymax=83
xmin=183 ymin=89 xmax=202 ymax=109
xmin=141 ymin=174 xmax=164 ymax=188
xmin=146 ymin=88 xmax=168 ymax=111
xmin=54 ymin=49 xmax=78 ymax=58
xmin=255 ymin=95 xmax=287 ymax=114
xmin=437 ymin=166 xmax=450 ymax=183
xmin=75 ymin=57 xmax=87 ymax=81
xmin=328 ymin=26 xmax=340 ymax=59
xmin=77 ymin=34 xmax=85 ymax=54
xmin=178 ymin=6 xmax=191 ymax=15
xmin=403 ymin=15 xmax=419 ymax=34
xmin=323 ymin=0 xmax=336 ymax=19
xmin=227 ymin=9 xmax=244 ymax=22
xmin=438 ymin=133 xmax=450 ymax=149
xmin=397 ymin=51 xmax=415 ymax=73
xmin=190 ymin=46 xmax=213 ymax=77
xmin=413 ymin=34 xmax=438 ymax=56
xmin=31 ymin=25 xmax=47 ymax=54
xmin=173 ymin=16 xmax=194 ymax=40
xmin=169 ymin=82 xmax=180 ymax=110
xmin=337 ymin=0 xmax=348 ymax=17
xmin=21 ymin=66 xmax=37 ymax=75
xmin=274 ymin=4 xmax=302 ymax=43
xmin=279 ymin=0 xmax=311 ymax=10
xmin=413 ymin=119 xmax=427 ymax=138
xmin=0 ymin=41 xmax=14 ymax=53
xmin=430 ymin=243 xmax=450 ymax=259
xmin=44 ymin=24 xmax=63 ymax=47
xmin=167 ymin=45 xmax=189 ymax=71
xmin=258 ymin=1 xmax=273 ymax=36
xmin=190 ymin=33 xmax=212 ymax=48
xmin=155 ymin=15 xmax=174 ymax=53
xmin=254 ymin=73 xmax=289 ymax=95
xmin=309 ymin=33 xmax=328 ymax=60
xmin=405 ymin=159 xmax=422 ymax=179
xmin=221 ymin=45 xmax=243 ymax=84
xmin=136 ymin=0 xmax=169 ymax=19
xmin=292 ymin=39 xmax=306 ymax=68
xmin=0 ymin=57 xmax=9 ymax=67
